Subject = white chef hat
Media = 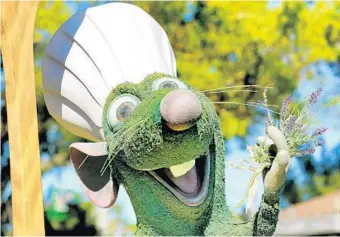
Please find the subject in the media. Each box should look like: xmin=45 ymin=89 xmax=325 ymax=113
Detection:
xmin=42 ymin=2 xmax=177 ymax=142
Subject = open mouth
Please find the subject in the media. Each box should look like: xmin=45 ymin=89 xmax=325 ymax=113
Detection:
xmin=148 ymin=151 xmax=211 ymax=206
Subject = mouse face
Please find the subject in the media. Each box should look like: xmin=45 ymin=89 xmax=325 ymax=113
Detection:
xmin=102 ymin=73 xmax=218 ymax=207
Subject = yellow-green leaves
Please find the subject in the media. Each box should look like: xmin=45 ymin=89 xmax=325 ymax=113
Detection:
xmin=136 ymin=1 xmax=339 ymax=138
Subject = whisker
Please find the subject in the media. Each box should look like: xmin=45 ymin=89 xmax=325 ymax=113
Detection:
xmin=227 ymin=159 xmax=252 ymax=165
xmin=77 ymin=154 xmax=90 ymax=169
xmin=228 ymin=164 xmax=257 ymax=172
xmin=247 ymin=101 xmax=279 ymax=108
xmin=203 ymin=89 xmax=258 ymax=94
xmin=212 ymin=101 xmax=278 ymax=107
xmin=212 ymin=101 xmax=280 ymax=114
xmin=100 ymin=128 xmax=142 ymax=176
xmin=100 ymin=118 xmax=149 ymax=175
xmin=100 ymin=140 xmax=118 ymax=175
xmin=100 ymin=152 xmax=113 ymax=176
xmin=200 ymin=85 xmax=274 ymax=93
xmin=99 ymin=128 xmax=131 ymax=173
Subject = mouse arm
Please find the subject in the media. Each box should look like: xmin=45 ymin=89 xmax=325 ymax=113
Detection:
xmin=253 ymin=126 xmax=290 ymax=236
xmin=205 ymin=127 xmax=289 ymax=236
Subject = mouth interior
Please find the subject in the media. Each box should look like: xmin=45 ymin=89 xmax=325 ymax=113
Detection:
xmin=156 ymin=158 xmax=204 ymax=194
xmin=148 ymin=152 xmax=210 ymax=206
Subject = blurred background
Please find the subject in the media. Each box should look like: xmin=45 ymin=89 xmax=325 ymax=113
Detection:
xmin=1 ymin=1 xmax=339 ymax=236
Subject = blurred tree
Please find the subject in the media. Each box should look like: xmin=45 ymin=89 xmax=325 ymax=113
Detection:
xmin=282 ymin=145 xmax=340 ymax=206
xmin=44 ymin=204 xmax=98 ymax=236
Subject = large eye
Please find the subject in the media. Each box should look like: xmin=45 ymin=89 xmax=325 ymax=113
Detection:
xmin=152 ymin=77 xmax=188 ymax=91
xmin=107 ymin=94 xmax=140 ymax=129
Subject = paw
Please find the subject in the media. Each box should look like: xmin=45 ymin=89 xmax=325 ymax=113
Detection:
xmin=259 ymin=126 xmax=291 ymax=193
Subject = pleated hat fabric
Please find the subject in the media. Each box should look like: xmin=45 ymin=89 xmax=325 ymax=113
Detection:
xmin=42 ymin=2 xmax=177 ymax=142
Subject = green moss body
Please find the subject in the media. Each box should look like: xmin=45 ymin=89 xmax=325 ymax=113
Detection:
xmin=114 ymin=159 xmax=214 ymax=235
xmin=102 ymin=73 xmax=281 ymax=236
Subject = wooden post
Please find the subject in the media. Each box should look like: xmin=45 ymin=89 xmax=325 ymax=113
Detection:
xmin=1 ymin=1 xmax=45 ymax=235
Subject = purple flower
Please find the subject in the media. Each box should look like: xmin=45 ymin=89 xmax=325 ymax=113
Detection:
xmin=312 ymin=127 xmax=328 ymax=137
xmin=280 ymin=94 xmax=292 ymax=117
xmin=308 ymin=88 xmax=322 ymax=105
xmin=312 ymin=128 xmax=328 ymax=137
xmin=299 ymin=148 xmax=315 ymax=156
xmin=296 ymin=120 xmax=303 ymax=130
xmin=286 ymin=115 xmax=297 ymax=131
xmin=315 ymin=140 xmax=324 ymax=146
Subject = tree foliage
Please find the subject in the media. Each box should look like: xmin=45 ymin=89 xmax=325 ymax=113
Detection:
xmin=136 ymin=1 xmax=340 ymax=138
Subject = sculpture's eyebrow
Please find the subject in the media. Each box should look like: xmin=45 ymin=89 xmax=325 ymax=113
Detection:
xmin=105 ymin=83 xmax=145 ymax=105
xmin=140 ymin=74 xmax=178 ymax=93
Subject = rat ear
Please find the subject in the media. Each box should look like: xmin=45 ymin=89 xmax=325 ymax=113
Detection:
xmin=69 ymin=142 xmax=118 ymax=208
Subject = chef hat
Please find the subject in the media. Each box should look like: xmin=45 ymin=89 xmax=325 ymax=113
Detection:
xmin=42 ymin=2 xmax=177 ymax=142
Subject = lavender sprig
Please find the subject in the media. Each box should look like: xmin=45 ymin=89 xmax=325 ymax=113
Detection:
xmin=286 ymin=115 xmax=297 ymax=132
xmin=312 ymin=128 xmax=328 ymax=137
xmin=232 ymin=87 xmax=328 ymax=210
xmin=308 ymin=88 xmax=322 ymax=105
xmin=248 ymin=87 xmax=327 ymax=167
xmin=298 ymin=148 xmax=315 ymax=156
xmin=282 ymin=88 xmax=326 ymax=157
xmin=280 ymin=94 xmax=292 ymax=119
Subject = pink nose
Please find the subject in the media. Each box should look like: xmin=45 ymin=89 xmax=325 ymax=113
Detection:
xmin=160 ymin=90 xmax=202 ymax=131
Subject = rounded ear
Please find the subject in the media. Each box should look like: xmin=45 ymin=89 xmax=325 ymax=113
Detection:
xmin=69 ymin=142 xmax=118 ymax=208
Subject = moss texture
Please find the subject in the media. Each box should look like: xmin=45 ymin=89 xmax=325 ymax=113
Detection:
xmin=102 ymin=73 xmax=281 ymax=236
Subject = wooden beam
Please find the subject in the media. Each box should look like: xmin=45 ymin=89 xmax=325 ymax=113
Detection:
xmin=1 ymin=1 xmax=45 ymax=235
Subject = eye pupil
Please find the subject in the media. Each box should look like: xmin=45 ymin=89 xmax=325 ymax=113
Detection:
xmin=116 ymin=102 xmax=135 ymax=122
xmin=159 ymin=81 xmax=179 ymax=89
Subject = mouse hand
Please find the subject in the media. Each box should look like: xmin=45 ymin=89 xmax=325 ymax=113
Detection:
xmin=259 ymin=126 xmax=290 ymax=205
xmin=251 ymin=126 xmax=290 ymax=236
